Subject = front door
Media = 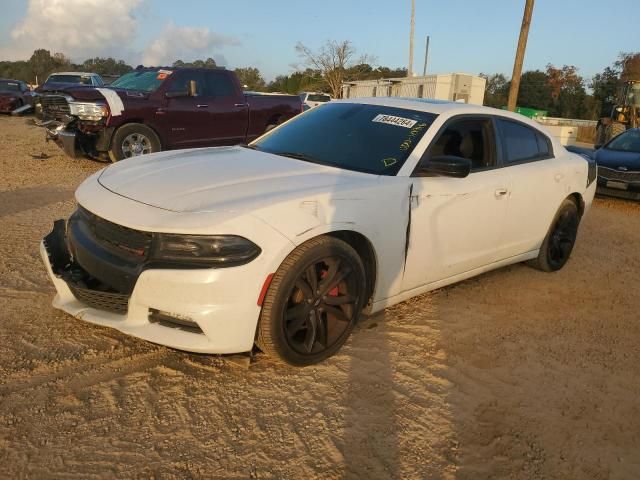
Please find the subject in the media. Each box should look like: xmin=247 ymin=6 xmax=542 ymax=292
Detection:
xmin=161 ymin=71 xmax=215 ymax=148
xmin=402 ymin=116 xmax=510 ymax=291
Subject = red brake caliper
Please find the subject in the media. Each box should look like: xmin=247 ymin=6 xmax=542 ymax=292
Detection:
xmin=321 ymin=269 xmax=339 ymax=296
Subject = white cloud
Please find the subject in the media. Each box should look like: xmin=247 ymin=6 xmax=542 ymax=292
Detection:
xmin=1 ymin=0 xmax=142 ymax=60
xmin=142 ymin=23 xmax=240 ymax=67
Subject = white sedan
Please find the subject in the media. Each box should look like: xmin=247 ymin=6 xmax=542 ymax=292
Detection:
xmin=41 ymin=98 xmax=597 ymax=366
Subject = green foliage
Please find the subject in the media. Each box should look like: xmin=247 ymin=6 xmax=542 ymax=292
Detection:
xmin=172 ymin=58 xmax=218 ymax=69
xmin=0 ymin=48 xmax=133 ymax=84
xmin=267 ymin=69 xmax=325 ymax=94
xmin=234 ymin=67 xmax=266 ymax=91
xmin=81 ymin=57 xmax=132 ymax=76
xmin=480 ymin=73 xmax=509 ymax=108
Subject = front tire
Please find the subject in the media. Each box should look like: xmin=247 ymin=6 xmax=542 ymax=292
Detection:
xmin=256 ymin=236 xmax=367 ymax=366
xmin=528 ymin=199 xmax=580 ymax=272
xmin=108 ymin=123 xmax=161 ymax=162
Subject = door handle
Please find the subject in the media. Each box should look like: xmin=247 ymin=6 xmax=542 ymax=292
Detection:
xmin=234 ymin=103 xmax=248 ymax=108
xmin=196 ymin=104 xmax=208 ymax=108
xmin=554 ymin=173 xmax=564 ymax=182
xmin=495 ymin=188 xmax=509 ymax=197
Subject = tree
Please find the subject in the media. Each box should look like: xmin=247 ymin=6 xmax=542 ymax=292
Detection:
xmin=81 ymin=57 xmax=132 ymax=76
xmin=295 ymin=40 xmax=373 ymax=98
xmin=480 ymin=73 xmax=510 ymax=108
xmin=267 ymin=69 xmax=325 ymax=94
xmin=616 ymin=52 xmax=640 ymax=82
xmin=234 ymin=67 xmax=266 ymax=91
xmin=517 ymin=70 xmax=552 ymax=110
xmin=171 ymin=58 xmax=217 ymax=68
xmin=546 ymin=64 xmax=587 ymax=118
xmin=590 ymin=66 xmax=619 ymax=117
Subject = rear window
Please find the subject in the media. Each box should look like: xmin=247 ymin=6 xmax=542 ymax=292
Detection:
xmin=307 ymin=94 xmax=331 ymax=102
xmin=497 ymin=118 xmax=553 ymax=163
xmin=46 ymin=75 xmax=92 ymax=85
xmin=251 ymin=103 xmax=437 ymax=175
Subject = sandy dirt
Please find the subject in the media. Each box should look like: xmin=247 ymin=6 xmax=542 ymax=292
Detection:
xmin=0 ymin=115 xmax=639 ymax=479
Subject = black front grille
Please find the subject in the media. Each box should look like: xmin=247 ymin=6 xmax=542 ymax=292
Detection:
xmin=41 ymin=95 xmax=70 ymax=120
xmin=68 ymin=283 xmax=130 ymax=314
xmin=598 ymin=167 xmax=640 ymax=183
xmin=77 ymin=207 xmax=153 ymax=259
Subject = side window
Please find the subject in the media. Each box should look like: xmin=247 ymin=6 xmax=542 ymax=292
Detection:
xmin=497 ymin=119 xmax=552 ymax=163
xmin=166 ymin=72 xmax=204 ymax=96
xmin=428 ymin=118 xmax=496 ymax=170
xmin=203 ymin=72 xmax=236 ymax=97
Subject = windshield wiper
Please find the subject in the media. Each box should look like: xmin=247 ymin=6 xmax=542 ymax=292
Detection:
xmin=275 ymin=151 xmax=326 ymax=165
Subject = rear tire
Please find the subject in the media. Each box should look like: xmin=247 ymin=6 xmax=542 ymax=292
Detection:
xmin=108 ymin=123 xmax=161 ymax=162
xmin=528 ymin=199 xmax=580 ymax=272
xmin=256 ymin=236 xmax=367 ymax=366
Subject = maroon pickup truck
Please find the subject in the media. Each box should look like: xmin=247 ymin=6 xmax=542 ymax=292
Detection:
xmin=38 ymin=67 xmax=302 ymax=161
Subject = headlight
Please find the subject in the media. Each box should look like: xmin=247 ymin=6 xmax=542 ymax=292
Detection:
xmin=68 ymin=102 xmax=109 ymax=121
xmin=152 ymin=234 xmax=261 ymax=266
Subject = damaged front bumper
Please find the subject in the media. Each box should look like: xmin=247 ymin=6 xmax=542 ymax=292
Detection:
xmin=36 ymin=119 xmax=80 ymax=158
xmin=41 ymin=219 xmax=263 ymax=354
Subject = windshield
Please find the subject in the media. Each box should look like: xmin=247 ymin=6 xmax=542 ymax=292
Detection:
xmin=0 ymin=80 xmax=21 ymax=91
xmin=251 ymin=103 xmax=437 ymax=175
xmin=46 ymin=74 xmax=91 ymax=85
xmin=110 ymin=71 xmax=167 ymax=92
xmin=606 ymin=129 xmax=640 ymax=153
xmin=307 ymin=94 xmax=331 ymax=102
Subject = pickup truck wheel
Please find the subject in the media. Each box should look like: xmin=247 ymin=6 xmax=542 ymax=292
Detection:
xmin=528 ymin=199 xmax=580 ymax=272
xmin=256 ymin=236 xmax=367 ymax=366
xmin=109 ymin=124 xmax=161 ymax=162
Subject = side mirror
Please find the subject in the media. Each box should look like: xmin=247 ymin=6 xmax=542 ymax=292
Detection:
xmin=188 ymin=80 xmax=197 ymax=97
xmin=165 ymin=90 xmax=189 ymax=98
xmin=414 ymin=155 xmax=471 ymax=178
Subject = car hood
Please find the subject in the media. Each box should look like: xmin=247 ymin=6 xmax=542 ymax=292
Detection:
xmin=37 ymin=85 xmax=150 ymax=102
xmin=97 ymin=146 xmax=377 ymax=213
xmin=595 ymin=148 xmax=640 ymax=171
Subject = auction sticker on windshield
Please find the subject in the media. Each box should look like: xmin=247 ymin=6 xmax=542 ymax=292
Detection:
xmin=372 ymin=114 xmax=417 ymax=128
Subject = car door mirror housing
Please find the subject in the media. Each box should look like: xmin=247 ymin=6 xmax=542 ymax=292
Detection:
xmin=415 ymin=155 xmax=472 ymax=178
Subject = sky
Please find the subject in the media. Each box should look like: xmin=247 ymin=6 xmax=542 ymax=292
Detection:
xmin=0 ymin=0 xmax=638 ymax=82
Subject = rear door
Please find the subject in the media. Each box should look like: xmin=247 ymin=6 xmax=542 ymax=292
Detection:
xmin=402 ymin=116 xmax=511 ymax=291
xmin=202 ymin=71 xmax=248 ymax=146
xmin=495 ymin=118 xmax=569 ymax=257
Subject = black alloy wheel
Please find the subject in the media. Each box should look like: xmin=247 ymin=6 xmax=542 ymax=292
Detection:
xmin=256 ymin=236 xmax=367 ymax=366
xmin=528 ymin=198 xmax=580 ymax=272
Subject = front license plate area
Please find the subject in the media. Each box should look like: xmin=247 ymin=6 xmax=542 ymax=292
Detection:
xmin=607 ymin=180 xmax=628 ymax=190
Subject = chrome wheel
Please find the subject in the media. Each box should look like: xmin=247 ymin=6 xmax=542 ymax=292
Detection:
xmin=121 ymin=133 xmax=152 ymax=158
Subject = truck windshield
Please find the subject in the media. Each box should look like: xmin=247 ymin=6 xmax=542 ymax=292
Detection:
xmin=250 ymin=103 xmax=437 ymax=175
xmin=46 ymin=75 xmax=91 ymax=85
xmin=110 ymin=71 xmax=166 ymax=92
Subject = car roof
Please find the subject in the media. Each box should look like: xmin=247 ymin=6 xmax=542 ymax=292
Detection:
xmin=48 ymin=72 xmax=100 ymax=77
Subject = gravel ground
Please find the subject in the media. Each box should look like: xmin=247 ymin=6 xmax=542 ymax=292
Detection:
xmin=1 ymin=115 xmax=639 ymax=479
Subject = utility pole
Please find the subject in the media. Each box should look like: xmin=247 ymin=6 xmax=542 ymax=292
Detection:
xmin=408 ymin=0 xmax=415 ymax=77
xmin=507 ymin=0 xmax=535 ymax=111
xmin=422 ymin=35 xmax=430 ymax=76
